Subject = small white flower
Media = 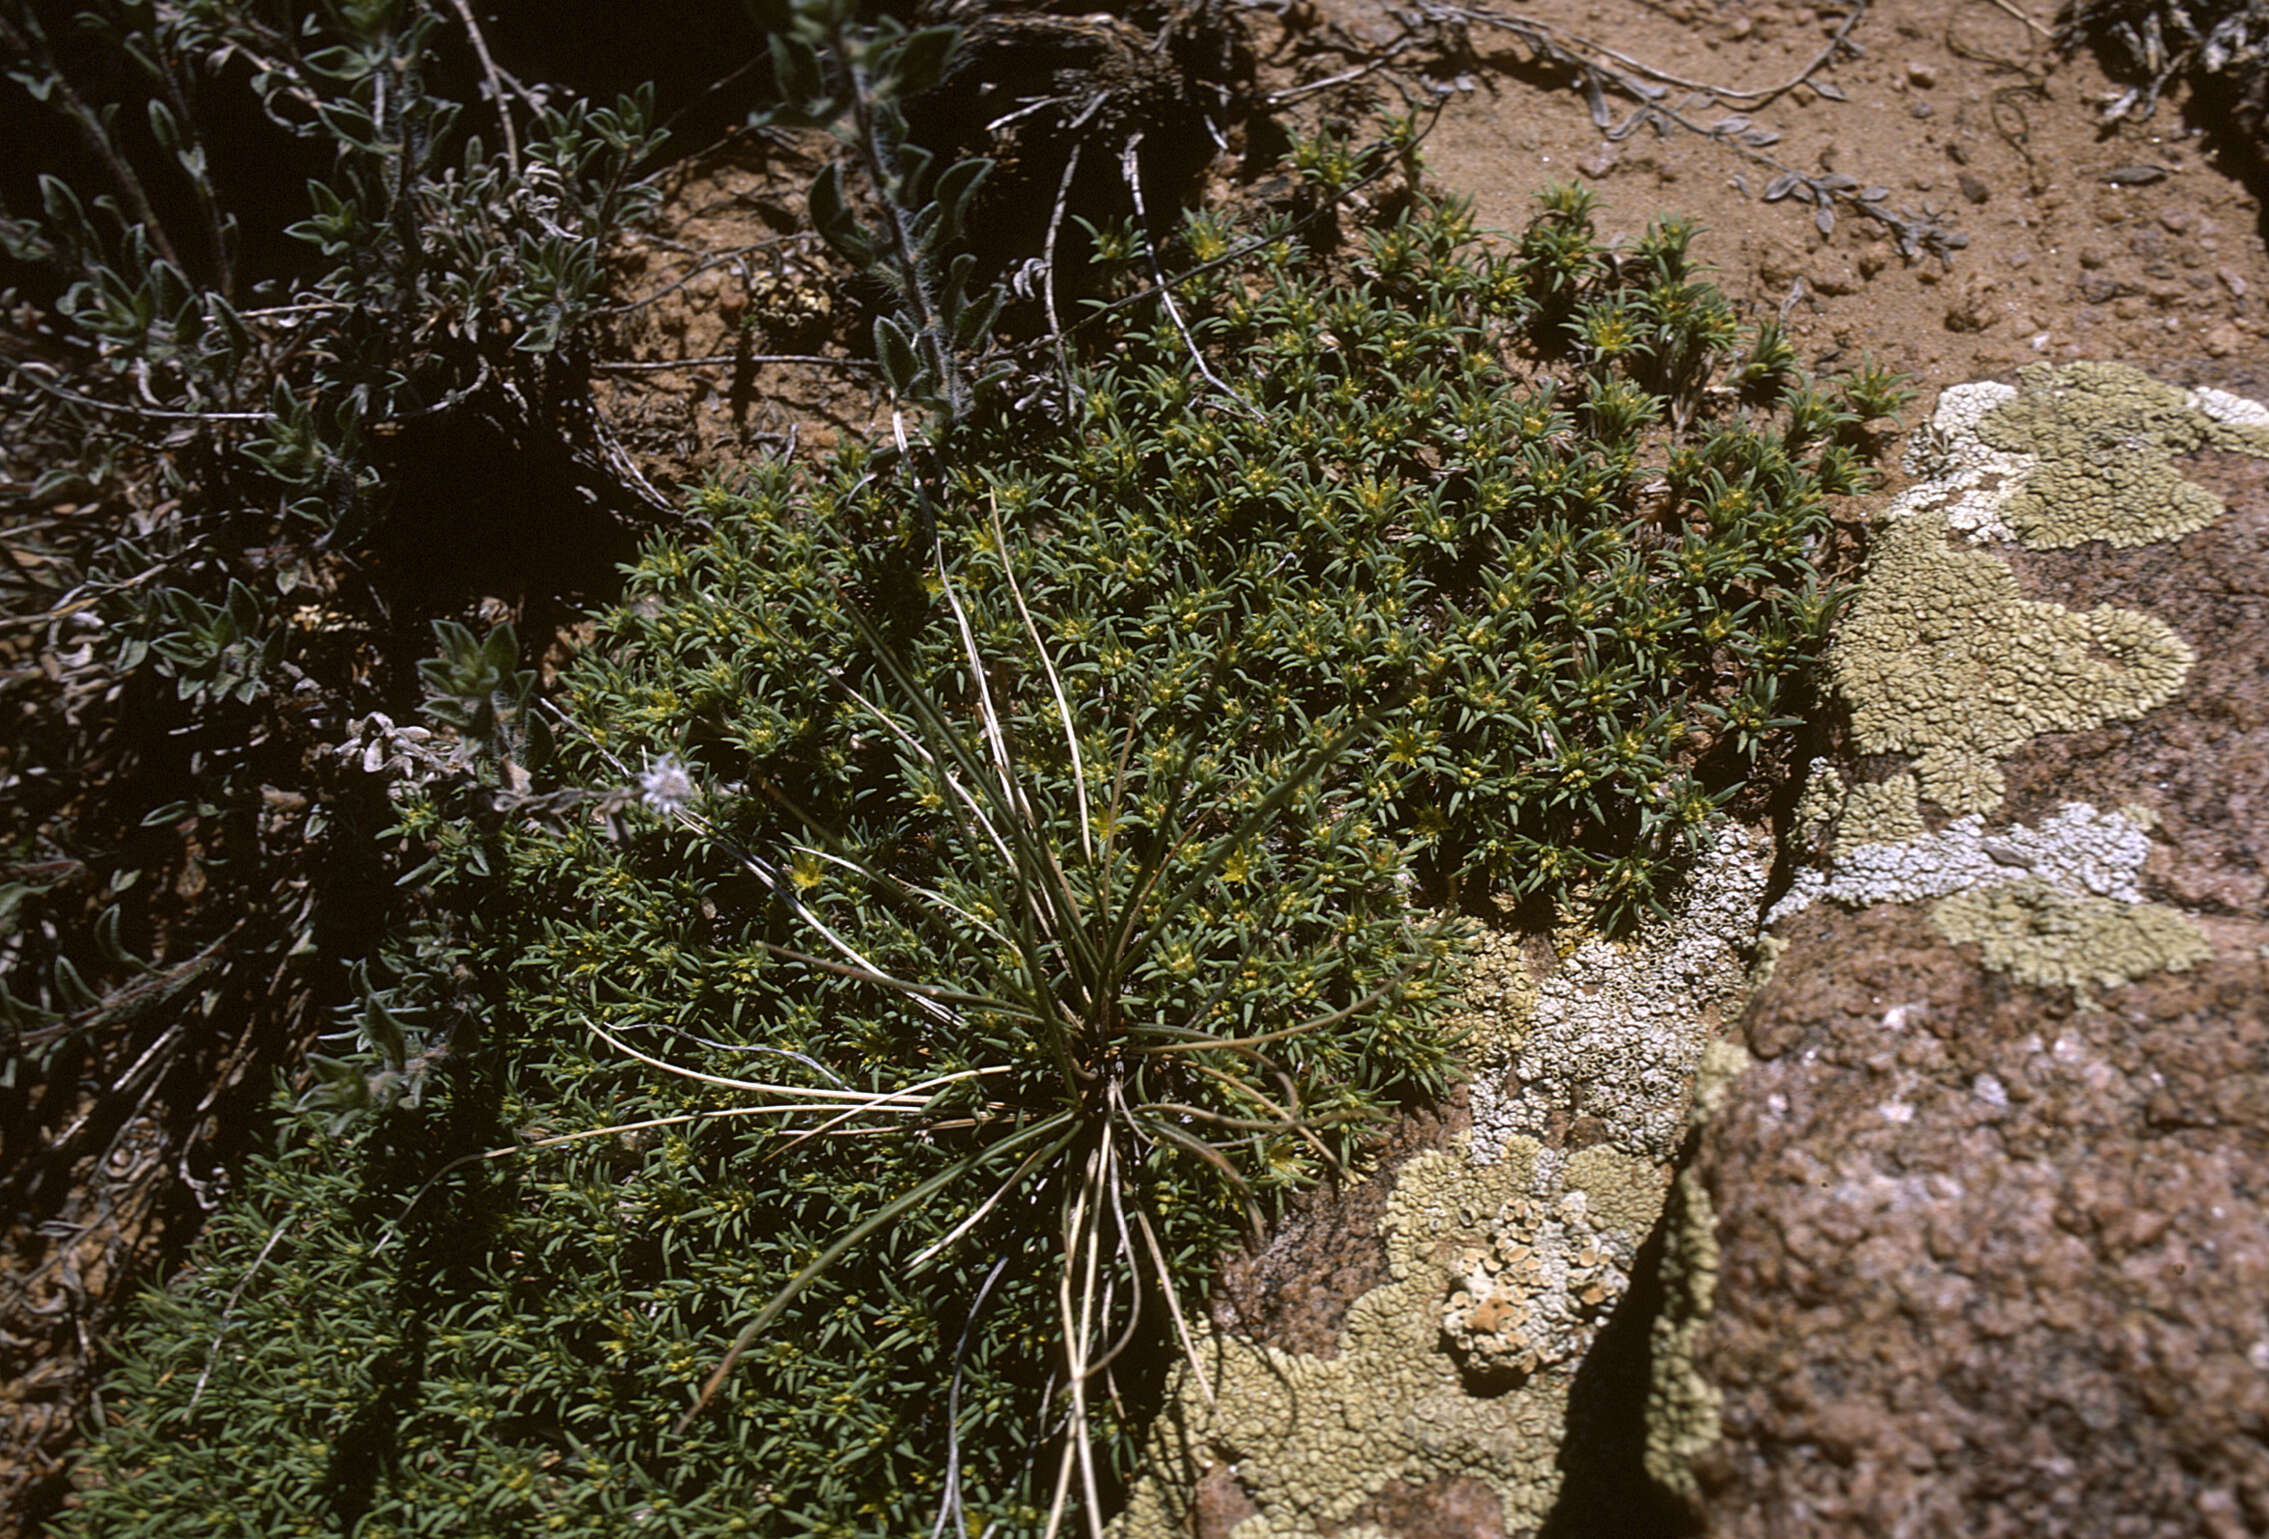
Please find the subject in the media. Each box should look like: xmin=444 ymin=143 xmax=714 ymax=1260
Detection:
xmin=639 ymin=753 xmax=696 ymax=814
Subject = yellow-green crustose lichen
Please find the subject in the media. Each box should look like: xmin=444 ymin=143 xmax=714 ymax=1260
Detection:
xmin=1977 ymin=361 xmax=2269 ymax=549
xmin=1832 ymin=514 xmax=2193 ymax=815
xmin=1109 ymin=1138 xmax=1667 ymax=1539
xmin=1832 ymin=361 xmax=2268 ymax=817
xmin=1832 ymin=770 xmax=1927 ymax=858
xmin=1929 ymin=877 xmax=2211 ymax=993
xmin=1785 ymin=364 xmax=2240 ymax=991
xmin=1111 ymin=830 xmax=1772 ymax=1538
xmin=1640 ymin=1039 xmax=1747 ymax=1511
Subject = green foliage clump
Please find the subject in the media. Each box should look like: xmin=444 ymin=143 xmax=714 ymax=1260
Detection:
xmin=993 ymin=177 xmax=1855 ymax=923
xmin=67 ymin=171 xmax=1883 ymax=1536
xmin=757 ymin=0 xmax=1004 ymax=420
xmin=1 ymin=2 xmax=672 ymax=1507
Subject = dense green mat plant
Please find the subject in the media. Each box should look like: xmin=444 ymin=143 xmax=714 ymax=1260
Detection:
xmin=65 ymin=168 xmax=1891 ymax=1536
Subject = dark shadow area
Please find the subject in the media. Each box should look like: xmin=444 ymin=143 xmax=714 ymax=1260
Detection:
xmin=1537 ymin=1208 xmax=1704 ymax=1539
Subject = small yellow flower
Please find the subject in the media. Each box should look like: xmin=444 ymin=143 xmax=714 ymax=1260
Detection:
xmin=789 ymin=850 xmax=827 ymax=892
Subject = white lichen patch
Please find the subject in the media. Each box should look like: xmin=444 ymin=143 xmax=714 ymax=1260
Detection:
xmin=2189 ymin=384 xmax=2269 ymax=432
xmin=1890 ymin=380 xmax=2031 ymax=544
xmin=1773 ymin=779 xmax=2211 ymax=991
xmin=1771 ymin=797 xmax=2160 ymax=924
xmin=1470 ymin=826 xmax=1769 ymax=1167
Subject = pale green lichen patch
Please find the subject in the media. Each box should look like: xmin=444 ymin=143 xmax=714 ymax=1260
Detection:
xmin=1832 ymin=771 xmax=1926 ymax=858
xmin=1832 ymin=503 xmax=2194 ymax=815
xmin=1110 ymin=1138 xmax=1674 ymax=1539
xmin=1642 ymin=1165 xmax=1724 ymax=1512
xmin=1977 ymin=361 xmax=2269 ymax=549
xmin=1930 ymin=877 xmax=2211 ymax=993
xmin=1110 ymin=1143 xmax=1552 ymax=1539
xmin=1639 ymin=1042 xmax=1748 ymax=1514
xmin=1791 ymin=759 xmax=1849 ymax=849
xmin=1434 ymin=927 xmax=1538 ymax=1065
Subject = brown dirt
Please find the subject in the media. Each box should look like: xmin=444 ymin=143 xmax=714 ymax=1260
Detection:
xmin=592 ymin=126 xmax=890 ymax=484
xmin=590 ymin=0 xmax=2269 ymax=494
xmin=1305 ymin=0 xmax=2268 ymax=403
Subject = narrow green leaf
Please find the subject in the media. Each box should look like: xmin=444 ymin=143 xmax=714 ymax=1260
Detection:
xmin=886 ymin=25 xmax=960 ymax=97
xmin=873 ymin=315 xmax=919 ymax=396
xmin=932 ymin=157 xmax=989 ymax=246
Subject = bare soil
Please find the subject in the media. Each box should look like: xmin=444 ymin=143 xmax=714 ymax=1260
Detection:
xmin=592 ymin=0 xmax=2269 ymax=494
xmin=1382 ymin=0 xmax=2266 ymax=403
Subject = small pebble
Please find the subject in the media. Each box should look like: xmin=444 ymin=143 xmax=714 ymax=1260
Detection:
xmin=1958 ymin=172 xmax=1991 ymax=205
xmin=2219 ymin=267 xmax=2249 ymax=299
xmin=2102 ymin=163 xmax=2168 ymax=186
xmin=1906 ymin=60 xmax=1937 ymax=88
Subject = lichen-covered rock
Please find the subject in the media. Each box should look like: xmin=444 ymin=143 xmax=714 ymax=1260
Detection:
xmin=1832 ymin=362 xmax=2269 ymax=817
xmin=1112 ymin=1137 xmax=1579 ymax=1539
xmin=1978 ymin=360 xmax=2269 ymax=549
xmin=1641 ymin=1041 xmax=1746 ymax=1514
xmin=1657 ymin=366 xmax=2269 ymax=1538
xmin=1441 ymin=1187 xmax=1636 ymax=1389
xmin=1116 ymin=830 xmax=1771 ymax=1539
xmin=1831 ymin=507 xmax=2195 ymax=813
xmin=1672 ymin=907 xmax=2269 ymax=1539
xmin=1469 ymin=828 xmax=1767 ymax=1168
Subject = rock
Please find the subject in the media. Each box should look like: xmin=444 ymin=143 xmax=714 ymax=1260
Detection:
xmin=1655 ymin=367 xmax=2269 ymax=1538
xmin=1685 ymin=907 xmax=2269 ymax=1537
xmin=1575 ymin=142 xmax=1620 ymax=179
xmin=1941 ymin=270 xmax=2001 ymax=333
